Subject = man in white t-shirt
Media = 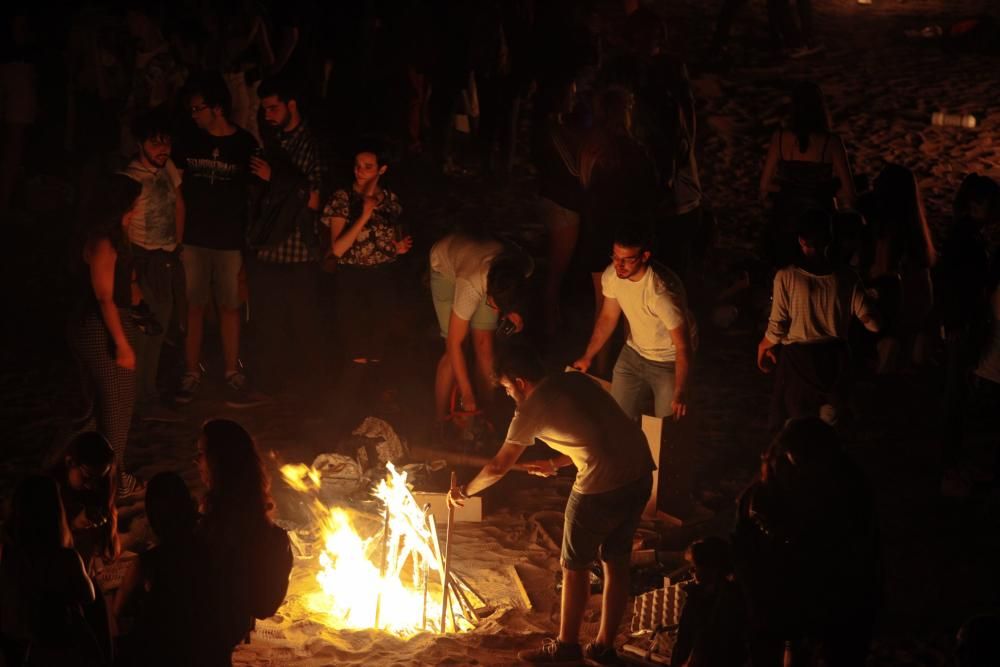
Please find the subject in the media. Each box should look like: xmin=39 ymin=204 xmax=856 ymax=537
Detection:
xmin=448 ymin=343 xmax=654 ymax=664
xmin=573 ymin=227 xmax=694 ymax=420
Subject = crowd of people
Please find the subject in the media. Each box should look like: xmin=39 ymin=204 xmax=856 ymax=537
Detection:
xmin=2 ymin=0 xmax=1000 ymax=665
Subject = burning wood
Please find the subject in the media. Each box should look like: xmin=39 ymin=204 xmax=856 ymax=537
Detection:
xmin=279 ymin=461 xmax=484 ymax=636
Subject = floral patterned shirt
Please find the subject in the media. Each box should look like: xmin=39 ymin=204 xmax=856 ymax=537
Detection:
xmin=321 ymin=187 xmax=403 ymax=267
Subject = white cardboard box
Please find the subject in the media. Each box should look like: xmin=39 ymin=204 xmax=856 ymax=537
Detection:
xmin=413 ymin=491 xmax=483 ymax=523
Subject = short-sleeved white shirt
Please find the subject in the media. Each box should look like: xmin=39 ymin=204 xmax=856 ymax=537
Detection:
xmin=429 ymin=234 xmax=503 ymax=321
xmin=602 ymin=263 xmax=687 ymax=362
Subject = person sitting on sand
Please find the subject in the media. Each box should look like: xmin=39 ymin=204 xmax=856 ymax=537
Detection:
xmin=759 ymin=81 xmax=856 ymax=268
xmin=732 ymin=418 xmax=880 ymax=667
xmin=192 ymin=419 xmax=292 ymax=665
xmin=449 ymin=342 xmax=655 ymax=665
xmin=48 ymin=432 xmax=120 ymax=570
xmin=0 ymin=475 xmax=106 ymax=666
xmin=113 ymin=471 xmax=199 ymax=666
xmin=671 ymin=536 xmax=747 ymax=667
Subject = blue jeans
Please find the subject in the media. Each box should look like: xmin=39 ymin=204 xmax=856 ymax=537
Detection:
xmin=611 ymin=345 xmax=676 ymax=419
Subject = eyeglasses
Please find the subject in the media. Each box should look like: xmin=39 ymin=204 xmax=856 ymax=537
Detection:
xmin=611 ymin=253 xmax=642 ymax=266
xmin=190 ymin=104 xmax=209 ymax=114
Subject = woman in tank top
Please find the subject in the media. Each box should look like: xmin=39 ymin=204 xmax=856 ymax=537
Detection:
xmin=760 ymin=82 xmax=856 ymax=267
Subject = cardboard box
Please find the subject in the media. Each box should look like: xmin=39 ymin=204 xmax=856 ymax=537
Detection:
xmin=413 ymin=491 xmax=483 ymax=523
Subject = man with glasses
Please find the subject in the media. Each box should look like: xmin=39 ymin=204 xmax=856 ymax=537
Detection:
xmin=172 ymin=73 xmax=263 ymax=407
xmin=573 ymin=226 xmax=694 ymax=420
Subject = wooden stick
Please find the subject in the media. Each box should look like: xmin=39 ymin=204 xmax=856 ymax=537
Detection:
xmin=452 ymin=570 xmax=486 ymax=608
xmin=422 ymin=504 xmax=431 ymax=631
xmin=374 ymin=499 xmax=391 ymax=629
xmin=440 ymin=471 xmax=457 ymax=633
xmin=449 ymin=572 xmax=479 ymax=624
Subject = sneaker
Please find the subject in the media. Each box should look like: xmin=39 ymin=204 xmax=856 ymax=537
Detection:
xmin=224 ymin=372 xmax=269 ymax=409
xmin=517 ymin=639 xmax=583 ymax=665
xmin=583 ymin=643 xmax=621 ymax=666
xmin=140 ymin=403 xmax=185 ymax=423
xmin=175 ymin=371 xmax=202 ymax=405
xmin=118 ymin=471 xmax=146 ymax=500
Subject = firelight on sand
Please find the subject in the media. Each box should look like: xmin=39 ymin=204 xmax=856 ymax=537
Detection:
xmin=280 ymin=462 xmax=478 ymax=636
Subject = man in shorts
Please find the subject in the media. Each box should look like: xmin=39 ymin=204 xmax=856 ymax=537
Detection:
xmin=449 ymin=343 xmax=655 ymax=665
xmin=173 ymin=74 xmax=262 ymax=407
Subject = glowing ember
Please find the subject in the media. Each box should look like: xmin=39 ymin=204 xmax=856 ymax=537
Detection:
xmin=280 ymin=462 xmax=477 ymax=636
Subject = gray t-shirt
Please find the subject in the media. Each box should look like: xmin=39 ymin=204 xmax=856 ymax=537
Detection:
xmin=429 ymin=234 xmax=503 ymax=321
xmin=120 ymin=158 xmax=181 ymax=251
xmin=504 ymin=372 xmax=656 ymax=495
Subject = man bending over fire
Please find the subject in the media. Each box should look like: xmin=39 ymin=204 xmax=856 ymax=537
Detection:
xmin=448 ymin=343 xmax=655 ymax=665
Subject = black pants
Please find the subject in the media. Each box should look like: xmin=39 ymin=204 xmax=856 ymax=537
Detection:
xmin=769 ymin=340 xmax=849 ymax=431
xmin=328 ymin=264 xmax=398 ymax=431
xmin=248 ymin=259 xmax=321 ymax=393
xmin=334 ymin=263 xmax=396 ymax=362
xmin=131 ymin=246 xmax=178 ymax=406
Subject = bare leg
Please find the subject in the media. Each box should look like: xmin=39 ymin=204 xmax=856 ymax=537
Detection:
xmin=185 ymin=305 xmax=206 ymax=374
xmin=596 ymin=560 xmax=631 ymax=647
xmin=472 ymin=328 xmax=495 ymax=410
xmin=219 ymin=307 xmax=241 ymax=376
xmin=558 ymin=567 xmax=591 ymax=645
xmin=435 ymin=352 xmax=455 ymax=423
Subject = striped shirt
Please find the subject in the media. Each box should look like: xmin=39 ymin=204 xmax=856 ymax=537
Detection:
xmin=257 ymin=120 xmax=326 ymax=264
xmin=765 ymin=266 xmax=878 ymax=345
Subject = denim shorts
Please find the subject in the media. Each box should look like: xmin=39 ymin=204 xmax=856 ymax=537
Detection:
xmin=561 ymin=473 xmax=653 ymax=570
xmin=429 ymin=270 xmax=498 ymax=336
xmin=183 ymin=245 xmax=243 ymax=309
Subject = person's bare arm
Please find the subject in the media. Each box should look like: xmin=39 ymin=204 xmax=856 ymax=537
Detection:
xmin=112 ymin=558 xmax=143 ymax=619
xmin=88 ymin=240 xmax=135 ymax=370
xmin=573 ymin=296 xmax=622 ymax=372
xmin=449 ymin=442 xmax=528 ymax=505
xmin=446 ymin=312 xmax=476 ymax=411
xmin=831 ymin=135 xmax=857 ymax=209
xmin=518 ymin=454 xmax=573 ymax=476
xmin=669 ymin=323 xmax=692 ymax=419
xmin=759 ymin=130 xmax=781 ymax=201
xmin=175 ymin=185 xmax=185 ymax=244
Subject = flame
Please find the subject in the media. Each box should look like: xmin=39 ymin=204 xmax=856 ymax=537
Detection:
xmin=280 ymin=462 xmax=475 ymax=636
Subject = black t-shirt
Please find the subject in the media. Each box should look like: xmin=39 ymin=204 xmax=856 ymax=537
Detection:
xmin=174 ymin=128 xmax=258 ymax=250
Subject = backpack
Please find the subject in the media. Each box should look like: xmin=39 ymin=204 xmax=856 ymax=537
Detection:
xmin=248 ymin=523 xmax=293 ymax=620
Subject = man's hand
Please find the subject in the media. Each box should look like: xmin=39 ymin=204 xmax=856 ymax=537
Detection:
xmin=519 ymin=459 xmax=558 ymax=478
xmin=447 ymin=482 xmax=467 ymax=508
xmin=116 ymin=342 xmax=136 ymax=370
xmin=250 ymin=156 xmax=272 ymax=181
xmin=505 ymin=311 xmax=524 ymax=334
xmin=571 ymin=357 xmax=591 ymax=373
xmin=71 ymin=509 xmax=95 ymax=531
xmin=757 ymin=340 xmax=778 ymax=373
xmin=671 ymin=393 xmax=688 ymax=420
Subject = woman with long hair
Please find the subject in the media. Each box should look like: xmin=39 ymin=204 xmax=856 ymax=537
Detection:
xmin=194 ymin=419 xmax=290 ymax=665
xmin=0 ymin=475 xmax=106 ymax=666
xmin=71 ymin=174 xmax=145 ymax=497
xmin=863 ymin=164 xmax=937 ymax=370
xmin=760 ymin=81 xmax=856 ymax=267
